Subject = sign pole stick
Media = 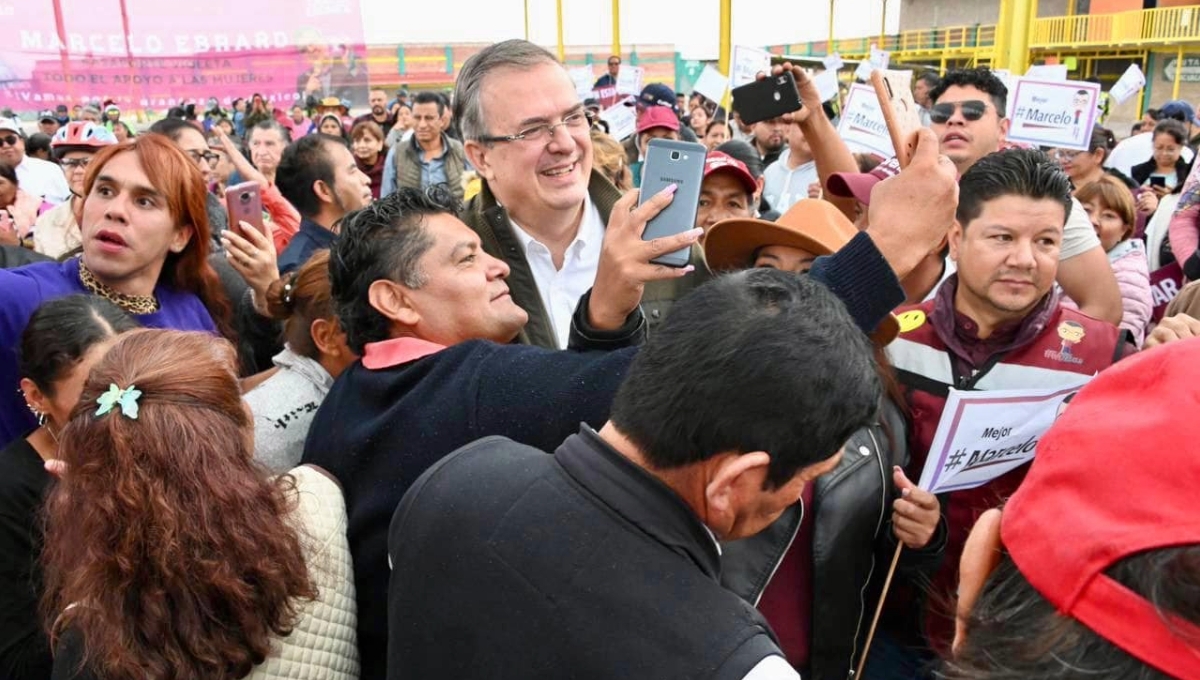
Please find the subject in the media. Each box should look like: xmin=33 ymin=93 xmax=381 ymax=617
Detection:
xmin=853 ymin=542 xmax=904 ymax=680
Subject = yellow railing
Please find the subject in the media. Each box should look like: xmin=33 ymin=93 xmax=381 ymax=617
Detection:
xmin=1031 ymin=6 xmax=1200 ymax=49
xmin=815 ymin=24 xmax=996 ymax=58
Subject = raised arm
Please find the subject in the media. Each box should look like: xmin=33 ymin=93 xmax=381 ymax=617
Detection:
xmin=775 ymin=63 xmax=861 ymax=221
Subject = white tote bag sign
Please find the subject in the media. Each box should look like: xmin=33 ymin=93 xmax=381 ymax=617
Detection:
xmin=1006 ymin=79 xmax=1101 ymax=150
xmin=917 ymin=381 xmax=1088 ymax=494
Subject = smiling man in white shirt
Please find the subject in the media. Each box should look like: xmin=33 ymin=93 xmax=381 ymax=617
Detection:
xmin=0 ymin=118 xmax=70 ymax=205
xmin=456 ymin=39 xmax=705 ymax=349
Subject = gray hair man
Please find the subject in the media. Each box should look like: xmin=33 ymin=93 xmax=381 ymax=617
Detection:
xmin=455 ymin=39 xmax=705 ymax=349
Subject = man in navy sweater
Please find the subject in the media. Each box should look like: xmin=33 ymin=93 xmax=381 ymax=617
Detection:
xmin=302 ymin=128 xmax=959 ymax=679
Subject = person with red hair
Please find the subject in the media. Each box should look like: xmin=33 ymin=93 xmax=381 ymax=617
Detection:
xmin=0 ymin=135 xmax=232 ymax=447
xmin=40 ymin=329 xmax=326 ymax=680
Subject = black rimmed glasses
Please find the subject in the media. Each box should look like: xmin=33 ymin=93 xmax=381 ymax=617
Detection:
xmin=929 ymin=100 xmax=989 ymax=125
xmin=186 ymin=149 xmax=220 ymax=165
xmin=0 ymin=134 xmax=20 ymax=147
xmin=478 ymin=111 xmax=590 ymax=144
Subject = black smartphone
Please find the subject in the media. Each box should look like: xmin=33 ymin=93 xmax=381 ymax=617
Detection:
xmin=1149 ymin=175 xmax=1168 ymax=188
xmin=639 ymin=138 xmax=707 ymax=268
xmin=731 ymin=72 xmax=803 ymax=125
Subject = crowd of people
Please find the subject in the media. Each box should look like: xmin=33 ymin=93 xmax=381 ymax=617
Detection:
xmin=0 ymin=38 xmax=1197 ymax=680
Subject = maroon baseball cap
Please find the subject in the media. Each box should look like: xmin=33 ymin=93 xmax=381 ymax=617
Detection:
xmin=636 ymin=106 xmax=680 ymax=134
xmin=1001 ymin=339 xmax=1200 ymax=679
xmin=703 ymin=151 xmax=757 ymax=195
xmin=825 ymin=156 xmax=901 ymax=205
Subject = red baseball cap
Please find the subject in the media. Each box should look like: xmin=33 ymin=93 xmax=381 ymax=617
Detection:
xmin=703 ymin=151 xmax=757 ymax=196
xmin=1001 ymin=339 xmax=1200 ymax=679
xmin=825 ymin=156 xmax=901 ymax=205
xmin=636 ymin=106 xmax=680 ymax=135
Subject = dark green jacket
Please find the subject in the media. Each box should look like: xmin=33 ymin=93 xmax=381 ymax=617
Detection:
xmin=463 ymin=170 xmax=708 ymax=348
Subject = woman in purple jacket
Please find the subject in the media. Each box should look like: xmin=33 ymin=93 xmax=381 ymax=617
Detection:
xmin=0 ymin=134 xmax=232 ymax=446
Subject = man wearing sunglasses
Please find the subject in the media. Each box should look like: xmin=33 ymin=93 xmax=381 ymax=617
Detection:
xmin=456 ymin=39 xmax=705 ymax=350
xmin=0 ymin=118 xmax=70 ymax=206
xmin=830 ymin=68 xmax=1123 ymax=326
xmin=593 ymin=55 xmax=620 ymax=89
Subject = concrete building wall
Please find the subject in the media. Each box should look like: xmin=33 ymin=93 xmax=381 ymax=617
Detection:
xmin=898 ymin=0 xmax=1071 ymax=31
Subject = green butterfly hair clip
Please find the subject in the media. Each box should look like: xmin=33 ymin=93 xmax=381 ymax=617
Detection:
xmin=95 ymin=384 xmax=143 ymax=420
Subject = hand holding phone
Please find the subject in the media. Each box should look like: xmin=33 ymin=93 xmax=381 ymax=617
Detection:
xmin=871 ymin=70 xmax=922 ymax=168
xmin=638 ymin=139 xmax=708 ymax=267
xmin=225 ymin=181 xmax=265 ymax=236
xmin=732 ymin=72 xmax=803 ymax=125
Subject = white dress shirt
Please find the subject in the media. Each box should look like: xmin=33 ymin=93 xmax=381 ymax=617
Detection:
xmin=16 ymin=155 xmax=70 ymax=204
xmin=509 ymin=198 xmax=606 ymax=349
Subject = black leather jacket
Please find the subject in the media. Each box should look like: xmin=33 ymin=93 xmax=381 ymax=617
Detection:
xmin=721 ymin=399 xmax=946 ymax=680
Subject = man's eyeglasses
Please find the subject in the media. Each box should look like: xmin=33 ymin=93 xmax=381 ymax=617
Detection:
xmin=929 ymin=100 xmax=990 ymax=125
xmin=479 ymin=111 xmax=589 ymax=144
xmin=0 ymin=134 xmax=20 ymax=147
xmin=186 ymin=150 xmax=220 ymax=165
xmin=61 ymin=157 xmax=92 ymax=170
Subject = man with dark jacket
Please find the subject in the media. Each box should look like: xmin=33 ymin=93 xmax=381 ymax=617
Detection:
xmin=388 ymin=269 xmax=882 ymax=680
xmin=275 ymin=133 xmax=373 ymax=274
xmin=304 ymin=125 xmax=961 ymax=679
xmin=455 ymin=41 xmax=703 ymax=348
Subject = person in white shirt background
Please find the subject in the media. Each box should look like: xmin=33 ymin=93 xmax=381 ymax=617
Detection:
xmin=0 ymin=118 xmax=71 ymax=205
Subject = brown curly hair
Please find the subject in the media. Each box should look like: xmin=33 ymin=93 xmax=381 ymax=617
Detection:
xmin=41 ymin=329 xmax=316 ymax=680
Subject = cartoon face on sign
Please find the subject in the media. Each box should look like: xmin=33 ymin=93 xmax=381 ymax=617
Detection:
xmin=1057 ymin=320 xmax=1086 ymax=356
xmin=1073 ymin=90 xmax=1090 ymax=124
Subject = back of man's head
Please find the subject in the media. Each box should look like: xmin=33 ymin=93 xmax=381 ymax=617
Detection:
xmin=609 ymin=269 xmax=880 ymax=489
xmin=930 ymin=67 xmax=1008 ymax=118
xmin=956 ymin=148 xmax=1072 ymax=228
xmin=329 ymin=186 xmax=462 ymax=354
xmin=276 ymin=133 xmax=346 ymax=219
xmin=454 ymin=39 xmax=559 ymax=141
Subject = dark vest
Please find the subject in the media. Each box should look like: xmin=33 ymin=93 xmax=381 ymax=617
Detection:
xmin=387 ymin=430 xmax=783 ymax=680
xmin=393 ymin=133 xmax=466 ymax=202
xmin=885 ymin=298 xmax=1118 ymax=651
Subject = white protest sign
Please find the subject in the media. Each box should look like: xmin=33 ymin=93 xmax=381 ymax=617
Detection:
xmin=1025 ymin=63 xmax=1068 ymax=81
xmin=1108 ymin=64 xmax=1146 ymax=105
xmin=693 ymin=64 xmax=730 ymax=105
xmin=836 ymin=83 xmax=894 ymax=157
xmin=854 ymin=44 xmax=891 ymax=81
xmin=917 ymin=381 xmax=1088 ymax=494
xmin=823 ymin=52 xmax=844 ymax=71
xmin=732 ymin=46 xmax=772 ymax=88
xmin=600 ymin=98 xmax=637 ymax=141
xmin=1006 ymin=79 xmax=1101 ymax=150
xmin=814 ymin=69 xmax=840 ymax=103
xmin=617 ymin=66 xmax=644 ymax=96
xmin=569 ymin=66 xmax=595 ymax=99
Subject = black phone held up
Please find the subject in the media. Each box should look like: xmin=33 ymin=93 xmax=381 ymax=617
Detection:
xmin=1149 ymin=175 xmax=1168 ymax=188
xmin=638 ymin=138 xmax=707 ymax=268
xmin=731 ymin=72 xmax=803 ymax=125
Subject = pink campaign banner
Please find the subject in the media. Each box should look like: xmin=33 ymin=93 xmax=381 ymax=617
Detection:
xmin=0 ymin=0 xmax=368 ymax=109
